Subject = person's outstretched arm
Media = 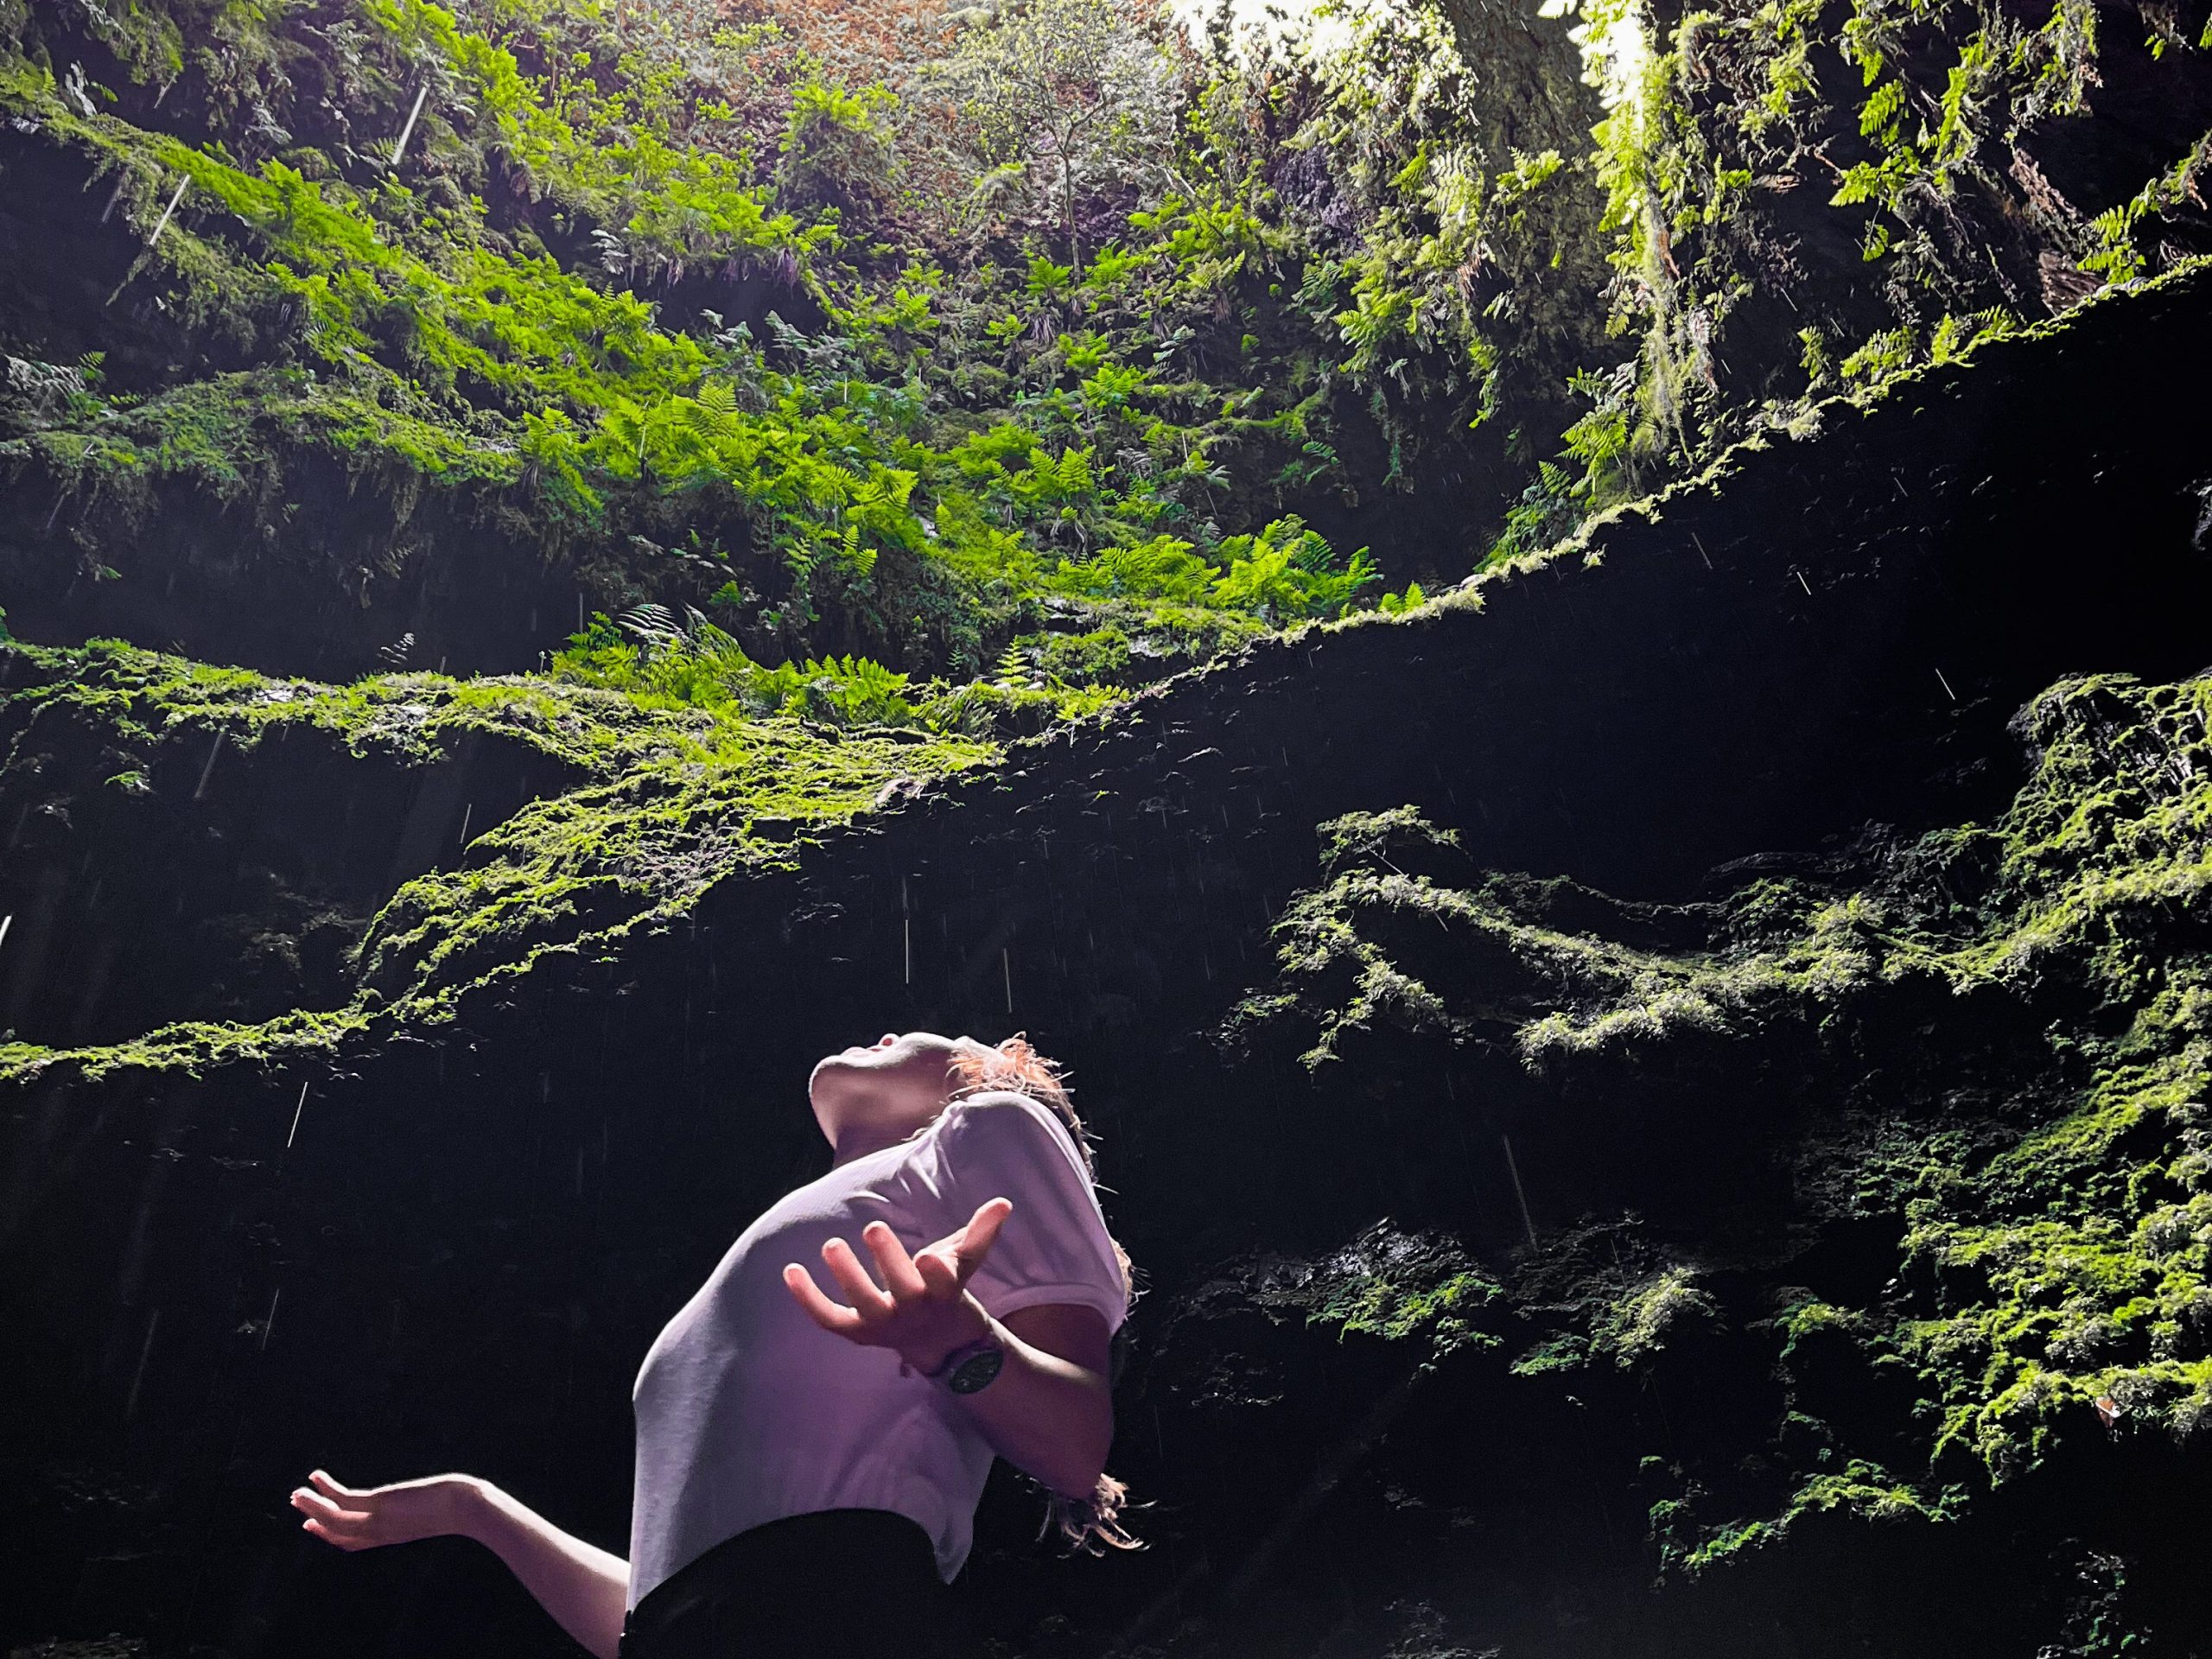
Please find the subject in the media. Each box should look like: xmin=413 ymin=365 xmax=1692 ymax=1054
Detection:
xmin=785 ymin=1203 xmax=1118 ymax=1498
xmin=291 ymin=1471 xmax=629 ymax=1659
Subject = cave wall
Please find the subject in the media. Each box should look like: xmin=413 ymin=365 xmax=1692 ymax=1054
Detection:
xmin=3 ymin=269 xmax=2211 ymax=1658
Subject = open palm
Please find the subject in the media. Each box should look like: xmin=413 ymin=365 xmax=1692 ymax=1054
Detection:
xmin=289 ymin=1469 xmax=466 ymax=1551
xmin=782 ymin=1197 xmax=1011 ymax=1364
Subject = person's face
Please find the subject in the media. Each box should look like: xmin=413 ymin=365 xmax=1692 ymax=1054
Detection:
xmin=808 ymin=1031 xmax=984 ymax=1148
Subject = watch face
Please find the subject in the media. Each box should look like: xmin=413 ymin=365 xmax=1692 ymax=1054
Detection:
xmin=947 ymin=1344 xmax=1006 ymax=1395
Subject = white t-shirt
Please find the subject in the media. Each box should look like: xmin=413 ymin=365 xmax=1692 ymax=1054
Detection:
xmin=626 ymin=1090 xmax=1129 ymax=1608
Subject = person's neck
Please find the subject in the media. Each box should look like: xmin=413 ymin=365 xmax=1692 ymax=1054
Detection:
xmin=830 ymin=1127 xmax=904 ymax=1168
xmin=830 ymin=1115 xmax=937 ymax=1168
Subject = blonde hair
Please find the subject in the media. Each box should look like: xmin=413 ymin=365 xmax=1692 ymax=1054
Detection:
xmin=946 ymin=1034 xmax=1147 ymax=1558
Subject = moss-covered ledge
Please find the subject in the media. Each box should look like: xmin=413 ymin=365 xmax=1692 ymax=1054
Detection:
xmin=0 ymin=637 xmax=999 ymax=1083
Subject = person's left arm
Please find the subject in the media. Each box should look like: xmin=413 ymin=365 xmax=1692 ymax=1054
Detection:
xmin=982 ymin=1301 xmax=1115 ymax=1497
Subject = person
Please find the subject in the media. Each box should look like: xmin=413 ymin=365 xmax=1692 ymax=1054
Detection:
xmin=289 ymin=1031 xmax=1141 ymax=1658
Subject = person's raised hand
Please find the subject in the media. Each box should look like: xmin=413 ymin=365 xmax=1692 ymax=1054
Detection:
xmin=289 ymin=1469 xmax=474 ymax=1551
xmin=782 ymin=1198 xmax=1012 ymax=1372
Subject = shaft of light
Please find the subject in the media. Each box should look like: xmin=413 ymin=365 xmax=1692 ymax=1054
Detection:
xmin=145 ymin=175 xmax=189 ymax=249
xmin=1502 ymin=1134 xmax=1540 ymax=1252
xmin=390 ymin=84 xmax=430 ymax=168
xmin=193 ymin=731 xmax=225 ymax=800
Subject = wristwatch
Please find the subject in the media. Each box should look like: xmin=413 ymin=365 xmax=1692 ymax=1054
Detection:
xmin=919 ymin=1333 xmax=1006 ymax=1395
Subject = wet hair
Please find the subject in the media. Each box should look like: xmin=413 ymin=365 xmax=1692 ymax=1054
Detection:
xmin=945 ymin=1034 xmax=1147 ymax=1559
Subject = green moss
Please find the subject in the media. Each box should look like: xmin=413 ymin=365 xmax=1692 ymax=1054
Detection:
xmin=1234 ymin=666 xmax=2212 ymax=1567
xmin=0 ymin=637 xmax=997 ymax=1084
xmin=0 ymin=1004 xmax=371 ymax=1086
xmin=1508 ymin=1333 xmax=1591 ymax=1376
xmin=1243 ymin=1223 xmax=1506 ymax=1365
xmin=1677 ymin=1460 xmax=1964 ymax=1572
xmin=1592 ymin=1266 xmax=1721 ymax=1366
xmin=353 ymin=711 xmax=995 ymax=1010
xmin=4 ymin=636 xmax=782 ymax=773
xmin=1768 ymin=1296 xmax=1873 ymax=1357
xmin=1316 ymin=1269 xmax=1502 ymax=1355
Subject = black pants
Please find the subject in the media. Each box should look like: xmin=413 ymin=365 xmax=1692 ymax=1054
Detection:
xmin=617 ymin=1509 xmax=965 ymax=1659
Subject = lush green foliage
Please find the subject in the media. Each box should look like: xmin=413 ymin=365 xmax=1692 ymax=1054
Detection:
xmin=1541 ymin=0 xmax=2211 ymax=503
xmin=0 ymin=0 xmax=1432 ymax=701
xmin=5 ymin=0 xmax=2199 ymax=699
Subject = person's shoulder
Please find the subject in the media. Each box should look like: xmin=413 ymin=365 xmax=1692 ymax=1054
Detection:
xmin=940 ymin=1089 xmax=1060 ymax=1135
xmin=938 ymin=1090 xmax=1086 ymax=1166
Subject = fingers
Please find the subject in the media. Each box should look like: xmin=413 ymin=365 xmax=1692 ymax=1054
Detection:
xmin=291 ymin=1484 xmax=372 ymax=1550
xmin=914 ymin=1249 xmax=962 ymax=1296
xmin=819 ymin=1235 xmax=896 ymax=1318
xmin=782 ymin=1262 xmax=865 ymax=1336
xmin=302 ymin=1516 xmax=361 ymax=1550
xmin=790 ymin=1222 xmax=957 ymax=1349
xmin=860 ymin=1220 xmax=931 ymax=1301
xmin=293 ymin=1486 xmax=369 ymax=1527
xmin=955 ymin=1198 xmax=1014 ymax=1269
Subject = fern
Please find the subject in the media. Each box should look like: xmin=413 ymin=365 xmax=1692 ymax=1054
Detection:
xmin=1210 ymin=518 xmax=1376 ymax=622
xmin=1377 ymin=581 xmax=1427 ymax=614
xmin=1025 ymin=255 xmax=1076 ymax=296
